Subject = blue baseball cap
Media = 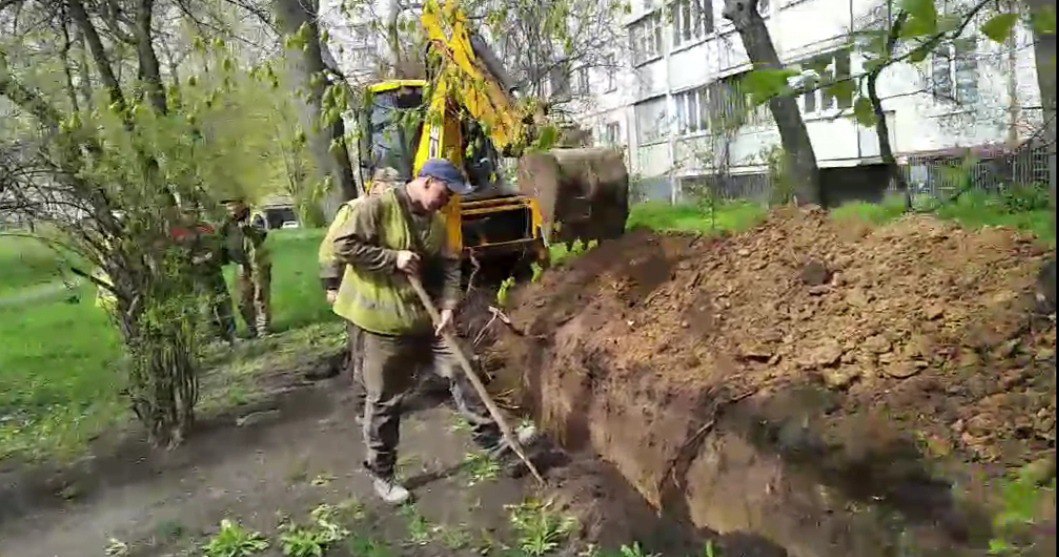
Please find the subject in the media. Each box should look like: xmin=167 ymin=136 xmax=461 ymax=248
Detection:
xmin=417 ymin=158 xmax=474 ymax=196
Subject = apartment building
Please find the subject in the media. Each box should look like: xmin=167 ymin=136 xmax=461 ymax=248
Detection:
xmin=568 ymin=0 xmax=1046 ymax=203
xmin=320 ymin=0 xmax=392 ymax=85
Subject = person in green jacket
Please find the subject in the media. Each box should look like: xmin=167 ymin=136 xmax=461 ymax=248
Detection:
xmin=220 ymin=196 xmax=272 ymax=338
xmin=320 ymin=167 xmax=404 ymax=411
xmin=331 ymin=159 xmax=527 ymax=505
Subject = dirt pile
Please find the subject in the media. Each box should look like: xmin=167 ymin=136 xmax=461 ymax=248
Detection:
xmin=491 ymin=207 xmax=1056 ymax=556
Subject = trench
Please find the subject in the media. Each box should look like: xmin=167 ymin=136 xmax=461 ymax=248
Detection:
xmin=491 ymin=331 xmax=1007 ymax=557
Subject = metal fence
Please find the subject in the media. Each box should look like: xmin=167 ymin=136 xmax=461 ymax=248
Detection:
xmin=898 ymin=143 xmax=1052 ymax=199
xmin=634 ymin=143 xmax=1053 ymax=206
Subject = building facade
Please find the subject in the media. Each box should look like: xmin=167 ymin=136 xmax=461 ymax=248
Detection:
xmin=567 ymin=0 xmax=1046 ymax=204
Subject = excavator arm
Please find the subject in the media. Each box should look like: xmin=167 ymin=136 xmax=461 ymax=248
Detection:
xmin=402 ymin=0 xmax=629 ymax=257
xmin=414 ymin=0 xmax=549 ymax=167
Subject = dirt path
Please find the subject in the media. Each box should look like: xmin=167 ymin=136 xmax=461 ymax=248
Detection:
xmin=0 ymin=370 xmax=715 ymax=557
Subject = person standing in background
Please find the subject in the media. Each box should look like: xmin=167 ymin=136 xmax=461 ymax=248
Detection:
xmin=220 ymin=196 xmax=272 ymax=338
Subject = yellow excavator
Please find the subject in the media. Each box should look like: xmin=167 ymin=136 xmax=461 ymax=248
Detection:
xmin=354 ymin=0 xmax=629 ymax=280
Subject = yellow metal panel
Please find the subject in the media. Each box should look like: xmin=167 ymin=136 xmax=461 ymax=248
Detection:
xmin=367 ymin=80 xmax=428 ymax=94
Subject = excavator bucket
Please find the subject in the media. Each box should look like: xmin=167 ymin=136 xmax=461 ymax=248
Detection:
xmin=516 ymin=147 xmax=630 ymax=249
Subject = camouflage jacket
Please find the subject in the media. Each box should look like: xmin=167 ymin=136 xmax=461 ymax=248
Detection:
xmin=220 ymin=216 xmax=270 ymax=269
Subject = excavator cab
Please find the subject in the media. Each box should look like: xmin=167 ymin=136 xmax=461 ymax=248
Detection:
xmin=356 ymin=80 xmax=549 ymax=280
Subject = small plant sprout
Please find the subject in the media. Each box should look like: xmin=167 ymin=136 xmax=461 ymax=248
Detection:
xmin=496 ymin=276 xmax=517 ymax=307
xmin=202 ymin=519 xmax=270 ymax=557
xmin=462 ymin=450 xmax=502 ymax=486
xmin=104 ymin=537 xmax=129 ymax=556
xmin=399 ymin=503 xmax=438 ymax=546
xmin=531 ymin=262 xmax=545 ymax=282
xmin=507 ymin=498 xmax=579 ymax=556
xmin=278 ymin=504 xmax=350 ymax=557
xmin=618 ymin=542 xmax=660 ymax=557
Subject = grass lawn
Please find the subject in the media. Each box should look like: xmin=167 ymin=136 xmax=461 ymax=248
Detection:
xmin=0 ymin=233 xmax=84 ymax=297
xmin=626 ymin=200 xmax=767 ymax=235
xmin=0 ymin=228 xmax=335 ymax=463
xmin=831 ymin=192 xmax=1055 ymax=247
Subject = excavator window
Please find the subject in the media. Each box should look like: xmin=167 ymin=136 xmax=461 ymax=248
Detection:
xmin=358 ymin=86 xmax=425 ymax=183
xmin=461 ymin=117 xmax=518 ymax=198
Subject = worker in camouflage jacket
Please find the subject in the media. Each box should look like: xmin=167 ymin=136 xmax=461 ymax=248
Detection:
xmin=220 ymin=196 xmax=272 ymax=338
xmin=172 ymin=207 xmax=237 ymax=344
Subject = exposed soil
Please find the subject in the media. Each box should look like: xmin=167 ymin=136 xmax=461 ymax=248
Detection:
xmin=490 ymin=207 xmax=1057 ymax=556
xmin=0 ymin=333 xmax=727 ymax=557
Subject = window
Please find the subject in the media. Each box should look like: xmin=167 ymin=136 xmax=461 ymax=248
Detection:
xmin=630 ymin=13 xmax=664 ymax=65
xmin=603 ymin=54 xmax=617 ymax=92
xmin=635 ymin=97 xmax=668 ymax=144
xmin=931 ymin=37 xmax=978 ymax=105
xmin=600 ymin=122 xmax=622 ymax=146
xmin=674 ymin=86 xmax=709 ymax=134
xmin=575 ymin=66 xmax=590 ymax=96
xmin=707 ymin=75 xmax=772 ymax=129
xmin=672 ymin=0 xmax=713 ymax=48
xmin=798 ymin=48 xmax=852 ymax=115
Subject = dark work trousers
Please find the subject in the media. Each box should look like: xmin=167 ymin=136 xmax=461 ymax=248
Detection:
xmin=347 ymin=322 xmax=366 ymax=411
xmin=359 ymin=329 xmax=503 ymax=479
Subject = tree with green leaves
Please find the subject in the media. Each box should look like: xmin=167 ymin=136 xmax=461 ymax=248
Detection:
xmin=736 ymin=0 xmax=1056 ymax=211
xmin=0 ymin=0 xmax=301 ymax=447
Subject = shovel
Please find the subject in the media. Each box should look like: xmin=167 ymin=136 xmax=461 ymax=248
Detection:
xmin=406 ymin=275 xmax=545 ymax=485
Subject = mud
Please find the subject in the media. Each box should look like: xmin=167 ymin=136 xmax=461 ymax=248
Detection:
xmin=491 ymin=207 xmax=1057 ymax=556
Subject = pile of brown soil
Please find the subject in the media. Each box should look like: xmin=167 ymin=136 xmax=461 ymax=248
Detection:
xmin=490 ymin=207 xmax=1056 ymax=556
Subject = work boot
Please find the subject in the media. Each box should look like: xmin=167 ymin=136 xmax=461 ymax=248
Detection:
xmin=367 ymin=469 xmax=411 ymax=505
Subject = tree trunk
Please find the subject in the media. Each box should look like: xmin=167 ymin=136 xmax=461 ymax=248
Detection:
xmin=722 ymin=0 xmax=822 ymax=206
xmin=385 ymin=0 xmax=404 ymax=75
xmin=1026 ymin=0 xmax=1056 ymax=313
xmin=867 ymin=10 xmax=910 ymax=210
xmin=272 ymin=0 xmax=359 ymax=214
xmin=1026 ymin=0 xmax=1055 ymax=210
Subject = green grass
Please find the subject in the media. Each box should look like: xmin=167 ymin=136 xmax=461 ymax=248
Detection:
xmin=935 ymin=192 xmax=1054 ymax=246
xmin=626 ymin=200 xmax=767 ymax=235
xmin=0 ymin=234 xmax=83 ymax=296
xmin=830 ymin=195 xmax=909 ymax=225
xmin=830 ymin=192 xmax=1055 ymax=247
xmin=0 ymin=228 xmax=336 ymax=463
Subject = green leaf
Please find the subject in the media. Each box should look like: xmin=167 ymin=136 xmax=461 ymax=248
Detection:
xmin=1031 ymin=6 xmax=1057 ymax=35
xmin=828 ymin=80 xmax=856 ymax=106
xmin=901 ymin=17 xmax=936 ymax=37
xmin=908 ymin=43 xmax=931 ymax=63
xmin=901 ymin=0 xmax=936 ymax=24
xmin=853 ymin=97 xmax=877 ymax=127
xmin=742 ymin=68 xmax=798 ymax=104
xmin=900 ymin=0 xmax=937 ymax=37
xmin=980 ymin=13 xmax=1019 ymax=44
xmin=987 ymin=538 xmax=1013 ymax=555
